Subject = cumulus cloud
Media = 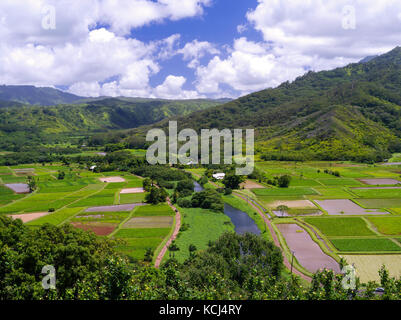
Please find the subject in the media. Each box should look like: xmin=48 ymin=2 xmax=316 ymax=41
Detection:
xmin=247 ymin=0 xmax=401 ymax=59
xmin=194 ymin=0 xmax=401 ymax=97
xmin=153 ymin=75 xmax=204 ymax=99
xmin=178 ymin=39 xmax=220 ymax=68
xmin=1 ymin=0 xmax=401 ymax=100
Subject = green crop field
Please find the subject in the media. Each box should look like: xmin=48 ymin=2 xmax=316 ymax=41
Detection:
xmin=133 ymin=204 xmax=175 ymax=217
xmin=356 ymin=199 xmax=401 ymax=208
xmin=331 ymin=238 xmax=401 ymax=252
xmin=119 ymin=193 xmax=146 ymax=204
xmin=171 ymin=207 xmax=234 ymax=263
xmin=317 ymin=178 xmax=362 ymax=186
xmin=303 ymin=217 xmax=376 ymax=237
xmin=114 ymin=228 xmax=170 ymax=239
xmin=368 ymin=217 xmax=401 ymax=235
xmin=252 ymin=187 xmax=317 ymax=197
xmin=26 ymin=207 xmax=84 ymax=226
xmin=352 ymin=188 xmax=401 ymax=199
xmin=310 ymin=187 xmax=353 ymax=199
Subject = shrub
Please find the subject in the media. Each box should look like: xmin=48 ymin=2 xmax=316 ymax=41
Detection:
xmin=177 ymin=198 xmax=192 ymax=208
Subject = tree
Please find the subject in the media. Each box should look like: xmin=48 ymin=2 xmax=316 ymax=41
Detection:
xmin=168 ymin=241 xmax=180 ymax=258
xmin=198 ymin=175 xmax=208 ymax=186
xmin=143 ymin=178 xmax=152 ymax=192
xmin=222 ymin=174 xmax=245 ymax=190
xmin=277 ymin=175 xmax=291 ymax=188
xmin=27 ymin=175 xmax=37 ymax=192
xmin=144 ymin=248 xmax=153 ymax=262
xmin=57 ymin=171 xmax=65 ymax=180
xmin=145 ymin=187 xmax=167 ymax=205
xmin=188 ymin=244 xmax=197 ymax=257
xmin=276 ymin=205 xmax=289 ymax=217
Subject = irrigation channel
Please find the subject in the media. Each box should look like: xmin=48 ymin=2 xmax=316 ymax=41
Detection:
xmin=193 ymin=181 xmax=260 ymax=236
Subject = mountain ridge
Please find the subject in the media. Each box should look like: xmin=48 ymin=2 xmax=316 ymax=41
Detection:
xmin=125 ymin=46 xmax=401 ymax=162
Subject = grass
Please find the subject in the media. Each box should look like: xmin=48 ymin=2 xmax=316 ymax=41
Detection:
xmin=133 ymin=204 xmax=175 ymax=217
xmin=368 ymin=217 xmax=401 ymax=235
xmin=331 ymin=238 xmax=401 ymax=252
xmin=303 ymin=217 xmax=376 ymax=237
xmin=171 ymin=207 xmax=234 ymax=263
xmin=119 ymin=193 xmax=146 ymax=204
xmin=309 ymin=187 xmax=353 ymax=199
xmin=114 ymin=228 xmax=170 ymax=238
xmin=114 ymin=238 xmax=164 ymax=261
xmin=26 ymin=207 xmax=84 ymax=226
xmin=123 ymin=216 xmax=173 ymax=229
xmin=71 ymin=211 xmax=129 ymax=224
xmin=356 ymin=199 xmax=401 ymax=208
xmin=352 ymin=188 xmax=401 ymax=199
xmin=252 ymin=187 xmax=317 ymax=197
xmin=317 ymin=178 xmax=362 ymax=186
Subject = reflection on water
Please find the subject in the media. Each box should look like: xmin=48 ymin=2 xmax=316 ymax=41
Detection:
xmin=193 ymin=181 xmax=204 ymax=192
xmin=224 ymin=204 xmax=260 ymax=235
xmin=193 ymin=181 xmax=260 ymax=235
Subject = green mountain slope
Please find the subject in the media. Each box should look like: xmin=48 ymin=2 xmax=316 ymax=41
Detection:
xmin=133 ymin=47 xmax=401 ymax=162
xmin=0 ymin=98 xmax=224 ymax=151
xmin=0 ymin=85 xmax=84 ymax=106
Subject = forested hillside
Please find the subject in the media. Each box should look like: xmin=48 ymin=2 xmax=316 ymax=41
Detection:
xmin=0 ymin=98 xmax=224 ymax=151
xmin=131 ymin=47 xmax=401 ymax=162
xmin=0 ymin=85 xmax=84 ymax=106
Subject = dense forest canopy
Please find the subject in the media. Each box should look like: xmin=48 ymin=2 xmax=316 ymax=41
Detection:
xmin=127 ymin=47 xmax=401 ymax=162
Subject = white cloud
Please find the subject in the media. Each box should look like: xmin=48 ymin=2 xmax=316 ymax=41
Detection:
xmin=247 ymin=0 xmax=401 ymax=59
xmin=178 ymin=40 xmax=220 ymax=68
xmin=153 ymin=75 xmax=205 ymax=99
xmin=0 ymin=28 xmax=156 ymax=88
xmin=237 ymin=24 xmax=247 ymax=34
xmin=1 ymin=0 xmax=401 ymax=100
xmin=195 ymin=37 xmax=356 ymax=96
xmin=194 ymin=0 xmax=401 ymax=97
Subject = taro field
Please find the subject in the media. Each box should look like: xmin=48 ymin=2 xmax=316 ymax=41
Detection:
xmin=0 ymin=164 xmax=176 ymax=263
xmin=243 ymin=160 xmax=401 ymax=281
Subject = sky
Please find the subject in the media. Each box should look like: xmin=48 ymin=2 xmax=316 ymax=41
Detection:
xmin=0 ymin=0 xmax=401 ymax=100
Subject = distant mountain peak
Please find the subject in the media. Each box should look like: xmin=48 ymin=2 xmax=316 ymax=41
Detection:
xmin=0 ymin=85 xmax=83 ymax=106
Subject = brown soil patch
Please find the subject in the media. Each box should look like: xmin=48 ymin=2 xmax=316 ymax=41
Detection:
xmin=123 ymin=216 xmax=173 ymax=229
xmin=277 ymin=224 xmax=341 ymax=274
xmin=99 ymin=176 xmax=126 ymax=183
xmin=120 ymin=188 xmax=145 ymax=194
xmin=71 ymin=222 xmax=116 ymax=236
xmin=240 ymin=180 xmax=265 ymax=189
xmin=9 ymin=212 xmax=49 ymax=223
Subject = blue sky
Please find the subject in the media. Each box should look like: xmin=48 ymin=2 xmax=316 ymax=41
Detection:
xmin=0 ymin=0 xmax=400 ymax=99
xmin=133 ymin=0 xmax=261 ymax=93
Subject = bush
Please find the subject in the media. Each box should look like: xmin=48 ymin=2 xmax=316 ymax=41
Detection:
xmin=191 ymin=189 xmax=224 ymax=212
xmin=224 ymin=188 xmax=232 ymax=195
xmin=277 ymin=175 xmax=291 ymax=188
xmin=177 ymin=198 xmax=192 ymax=208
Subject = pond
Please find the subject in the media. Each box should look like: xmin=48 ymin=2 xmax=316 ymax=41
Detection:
xmin=193 ymin=181 xmax=260 ymax=235
xmin=224 ymin=203 xmax=261 ymax=235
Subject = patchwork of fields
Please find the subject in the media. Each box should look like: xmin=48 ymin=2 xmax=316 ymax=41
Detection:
xmin=0 ymin=164 xmax=176 ymax=262
xmin=3 ymin=160 xmax=401 ymax=283
xmin=250 ymin=161 xmax=401 ymax=281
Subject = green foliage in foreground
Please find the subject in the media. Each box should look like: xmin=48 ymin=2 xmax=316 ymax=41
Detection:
xmin=1 ymin=216 xmax=401 ymax=300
